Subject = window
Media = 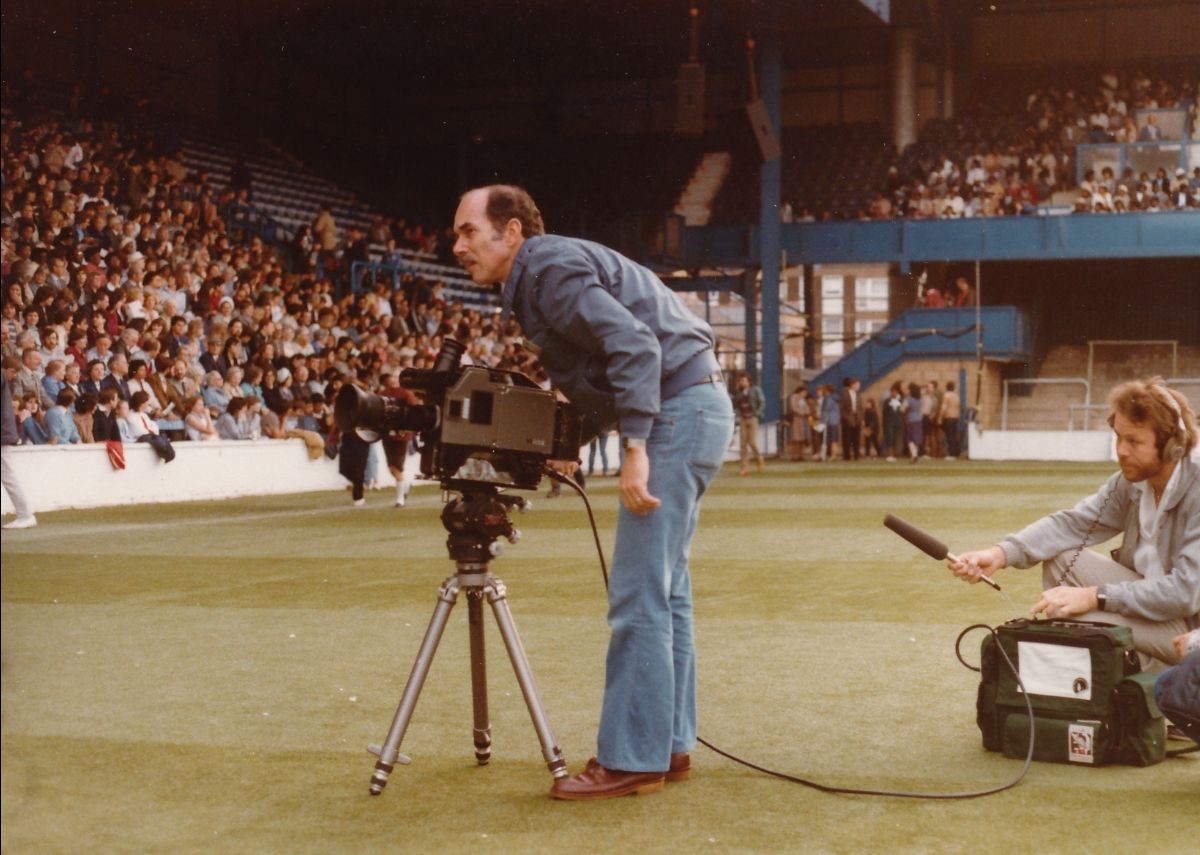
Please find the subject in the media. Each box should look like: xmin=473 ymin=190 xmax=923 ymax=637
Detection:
xmin=821 ymin=275 xmax=844 ymax=316
xmin=855 ymin=318 xmax=886 ymax=345
xmin=821 ymin=316 xmax=844 ymax=362
xmin=855 ymin=277 xmax=889 ymax=312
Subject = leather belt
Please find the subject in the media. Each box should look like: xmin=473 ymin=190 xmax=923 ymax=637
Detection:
xmin=692 ymin=372 xmax=724 ymax=387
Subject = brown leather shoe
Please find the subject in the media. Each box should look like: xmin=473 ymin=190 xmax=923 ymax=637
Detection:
xmin=666 ymin=752 xmax=691 ymax=782
xmin=550 ymin=758 xmax=665 ymax=801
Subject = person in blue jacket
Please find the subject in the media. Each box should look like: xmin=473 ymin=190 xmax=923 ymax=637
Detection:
xmin=452 ymin=184 xmax=734 ymax=800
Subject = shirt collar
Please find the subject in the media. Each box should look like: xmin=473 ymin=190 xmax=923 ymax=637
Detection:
xmin=500 ymin=239 xmax=536 ymax=321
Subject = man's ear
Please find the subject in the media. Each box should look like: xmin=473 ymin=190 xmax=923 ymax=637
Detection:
xmin=504 ymin=217 xmax=524 ymax=246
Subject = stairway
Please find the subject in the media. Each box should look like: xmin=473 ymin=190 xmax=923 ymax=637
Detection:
xmin=674 ymin=152 xmax=732 ymax=226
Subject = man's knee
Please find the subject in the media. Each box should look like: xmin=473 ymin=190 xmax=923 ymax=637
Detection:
xmin=1041 ymin=551 xmax=1075 ymax=589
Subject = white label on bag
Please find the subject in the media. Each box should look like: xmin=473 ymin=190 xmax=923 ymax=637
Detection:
xmin=1016 ymin=641 xmax=1093 ymax=700
xmin=1068 ymin=723 xmax=1096 ymax=764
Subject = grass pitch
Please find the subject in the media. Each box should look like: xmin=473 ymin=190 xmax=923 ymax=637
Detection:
xmin=2 ymin=460 xmax=1195 ymax=854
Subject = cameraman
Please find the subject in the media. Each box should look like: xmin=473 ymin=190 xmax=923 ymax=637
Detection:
xmin=950 ymin=379 xmax=1200 ymax=669
xmin=453 ymin=185 xmax=734 ymax=800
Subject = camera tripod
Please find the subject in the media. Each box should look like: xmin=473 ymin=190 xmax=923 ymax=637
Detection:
xmin=367 ymin=485 xmax=568 ymax=795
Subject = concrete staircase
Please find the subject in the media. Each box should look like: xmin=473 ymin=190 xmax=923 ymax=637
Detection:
xmin=1002 ymin=344 xmax=1200 ymax=430
xmin=674 ymin=152 xmax=732 ymax=226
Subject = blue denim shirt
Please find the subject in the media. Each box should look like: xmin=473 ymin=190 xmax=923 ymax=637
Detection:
xmin=501 ymin=235 xmax=719 ymax=439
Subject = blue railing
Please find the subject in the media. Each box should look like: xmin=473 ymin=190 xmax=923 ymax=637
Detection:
xmin=224 ymin=202 xmax=291 ymax=246
xmin=808 ymin=306 xmax=1030 ymax=393
xmin=683 ymin=211 xmax=1200 ymax=268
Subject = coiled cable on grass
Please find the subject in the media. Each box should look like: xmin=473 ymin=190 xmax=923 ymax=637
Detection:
xmin=552 ymin=463 xmax=1038 ymax=799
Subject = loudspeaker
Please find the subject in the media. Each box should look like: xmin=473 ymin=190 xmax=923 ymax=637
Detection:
xmin=676 ymin=63 xmax=706 ymax=135
xmin=745 ymin=98 xmax=781 ymax=162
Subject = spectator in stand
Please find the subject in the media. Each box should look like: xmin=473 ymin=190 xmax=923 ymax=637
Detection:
xmin=41 ymin=358 xmax=67 ymax=403
xmin=1138 ymin=114 xmax=1161 ymax=142
xmin=92 ymin=389 xmax=121 ymax=442
xmin=18 ymin=393 xmax=51 ymax=444
xmin=202 ymin=371 xmax=230 ymax=414
xmin=923 ymin=287 xmax=946 ymax=309
xmin=217 ymin=397 xmax=249 ymax=439
xmin=184 ymin=395 xmax=218 ymax=442
xmin=101 ymin=353 xmax=131 ymax=401
xmin=74 ymin=392 xmax=97 ymax=443
xmin=14 ymin=347 xmax=53 ymax=409
xmin=45 ymin=388 xmax=81 ymax=445
xmin=952 ymin=277 xmax=977 ymax=307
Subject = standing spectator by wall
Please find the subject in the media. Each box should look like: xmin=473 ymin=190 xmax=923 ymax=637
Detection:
xmin=732 ymin=372 xmax=765 ymax=475
xmin=2 ymin=373 xmax=36 ymax=529
xmin=904 ymin=382 xmax=924 ymax=463
xmin=787 ymin=385 xmax=809 ymax=461
xmin=940 ymin=380 xmax=962 ymax=459
xmin=862 ymin=398 xmax=881 ymax=459
xmin=882 ymin=382 xmax=905 ymax=462
xmin=839 ymin=376 xmax=863 ymax=461
xmin=818 ymin=383 xmax=842 ymax=461
xmin=922 ymin=382 xmax=942 ymax=458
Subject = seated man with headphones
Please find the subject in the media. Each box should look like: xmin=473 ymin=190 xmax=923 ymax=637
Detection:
xmin=951 ymin=378 xmax=1200 ymax=669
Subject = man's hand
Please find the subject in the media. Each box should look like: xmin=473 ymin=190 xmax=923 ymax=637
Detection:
xmin=948 ymin=545 xmax=1006 ymax=585
xmin=1173 ymin=629 xmax=1199 ymax=660
xmin=619 ymin=446 xmax=660 ymax=515
xmin=547 ymin=459 xmax=579 ymax=478
xmin=1031 ymin=585 xmax=1098 ymax=619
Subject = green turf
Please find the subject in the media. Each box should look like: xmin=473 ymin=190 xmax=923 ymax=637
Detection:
xmin=2 ymin=461 xmax=1196 ymax=853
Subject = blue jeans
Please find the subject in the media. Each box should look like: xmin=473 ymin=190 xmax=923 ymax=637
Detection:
xmin=597 ymin=382 xmax=734 ymax=772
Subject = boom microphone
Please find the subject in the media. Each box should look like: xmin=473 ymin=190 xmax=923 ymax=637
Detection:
xmin=883 ymin=514 xmax=1002 ymax=591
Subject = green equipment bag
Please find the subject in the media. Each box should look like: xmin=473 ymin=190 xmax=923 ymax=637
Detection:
xmin=976 ymin=618 xmax=1166 ymax=767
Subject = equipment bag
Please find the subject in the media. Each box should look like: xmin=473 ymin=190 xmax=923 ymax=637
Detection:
xmin=976 ymin=618 xmax=1166 ymax=767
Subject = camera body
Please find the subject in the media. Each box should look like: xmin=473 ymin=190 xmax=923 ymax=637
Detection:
xmin=335 ymin=340 xmax=581 ymax=491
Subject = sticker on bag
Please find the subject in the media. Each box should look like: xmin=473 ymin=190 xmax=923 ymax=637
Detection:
xmin=1016 ymin=641 xmax=1092 ymax=700
xmin=1068 ymin=723 xmax=1096 ymax=764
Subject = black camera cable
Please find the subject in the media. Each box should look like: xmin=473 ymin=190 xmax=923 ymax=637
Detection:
xmin=544 ymin=466 xmax=1037 ymax=799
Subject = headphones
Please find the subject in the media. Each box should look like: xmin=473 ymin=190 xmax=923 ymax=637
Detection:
xmin=1150 ymin=383 xmax=1189 ymax=462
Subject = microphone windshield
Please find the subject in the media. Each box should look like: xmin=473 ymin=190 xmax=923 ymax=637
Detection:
xmin=883 ymin=514 xmax=950 ymax=561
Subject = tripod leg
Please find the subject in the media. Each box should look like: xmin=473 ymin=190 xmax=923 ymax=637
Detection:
xmin=485 ymin=577 xmax=568 ymax=779
xmin=368 ymin=575 xmax=461 ymax=795
xmin=467 ymin=591 xmax=492 ymax=765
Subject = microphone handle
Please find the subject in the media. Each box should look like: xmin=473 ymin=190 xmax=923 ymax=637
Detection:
xmin=946 ymin=551 xmax=1002 ymax=591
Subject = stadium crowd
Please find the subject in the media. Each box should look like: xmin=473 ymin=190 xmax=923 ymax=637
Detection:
xmin=1 ymin=108 xmax=536 ymax=471
xmin=854 ymin=68 xmax=1200 ymax=220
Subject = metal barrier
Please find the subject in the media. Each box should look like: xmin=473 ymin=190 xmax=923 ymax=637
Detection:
xmin=1087 ymin=340 xmax=1178 ymax=389
xmin=1001 ymin=377 xmax=1090 ymax=430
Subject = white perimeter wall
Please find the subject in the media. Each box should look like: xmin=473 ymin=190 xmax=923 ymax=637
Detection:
xmin=8 ymin=427 xmax=1196 ymax=516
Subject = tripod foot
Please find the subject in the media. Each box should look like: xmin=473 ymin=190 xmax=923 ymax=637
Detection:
xmin=474 ymin=727 xmax=492 ymax=765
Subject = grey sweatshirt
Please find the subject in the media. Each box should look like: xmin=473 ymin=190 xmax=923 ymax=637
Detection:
xmin=1000 ymin=457 xmax=1200 ymax=629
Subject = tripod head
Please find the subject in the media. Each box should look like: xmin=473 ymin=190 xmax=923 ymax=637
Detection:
xmin=441 ymin=485 xmax=528 ymax=565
